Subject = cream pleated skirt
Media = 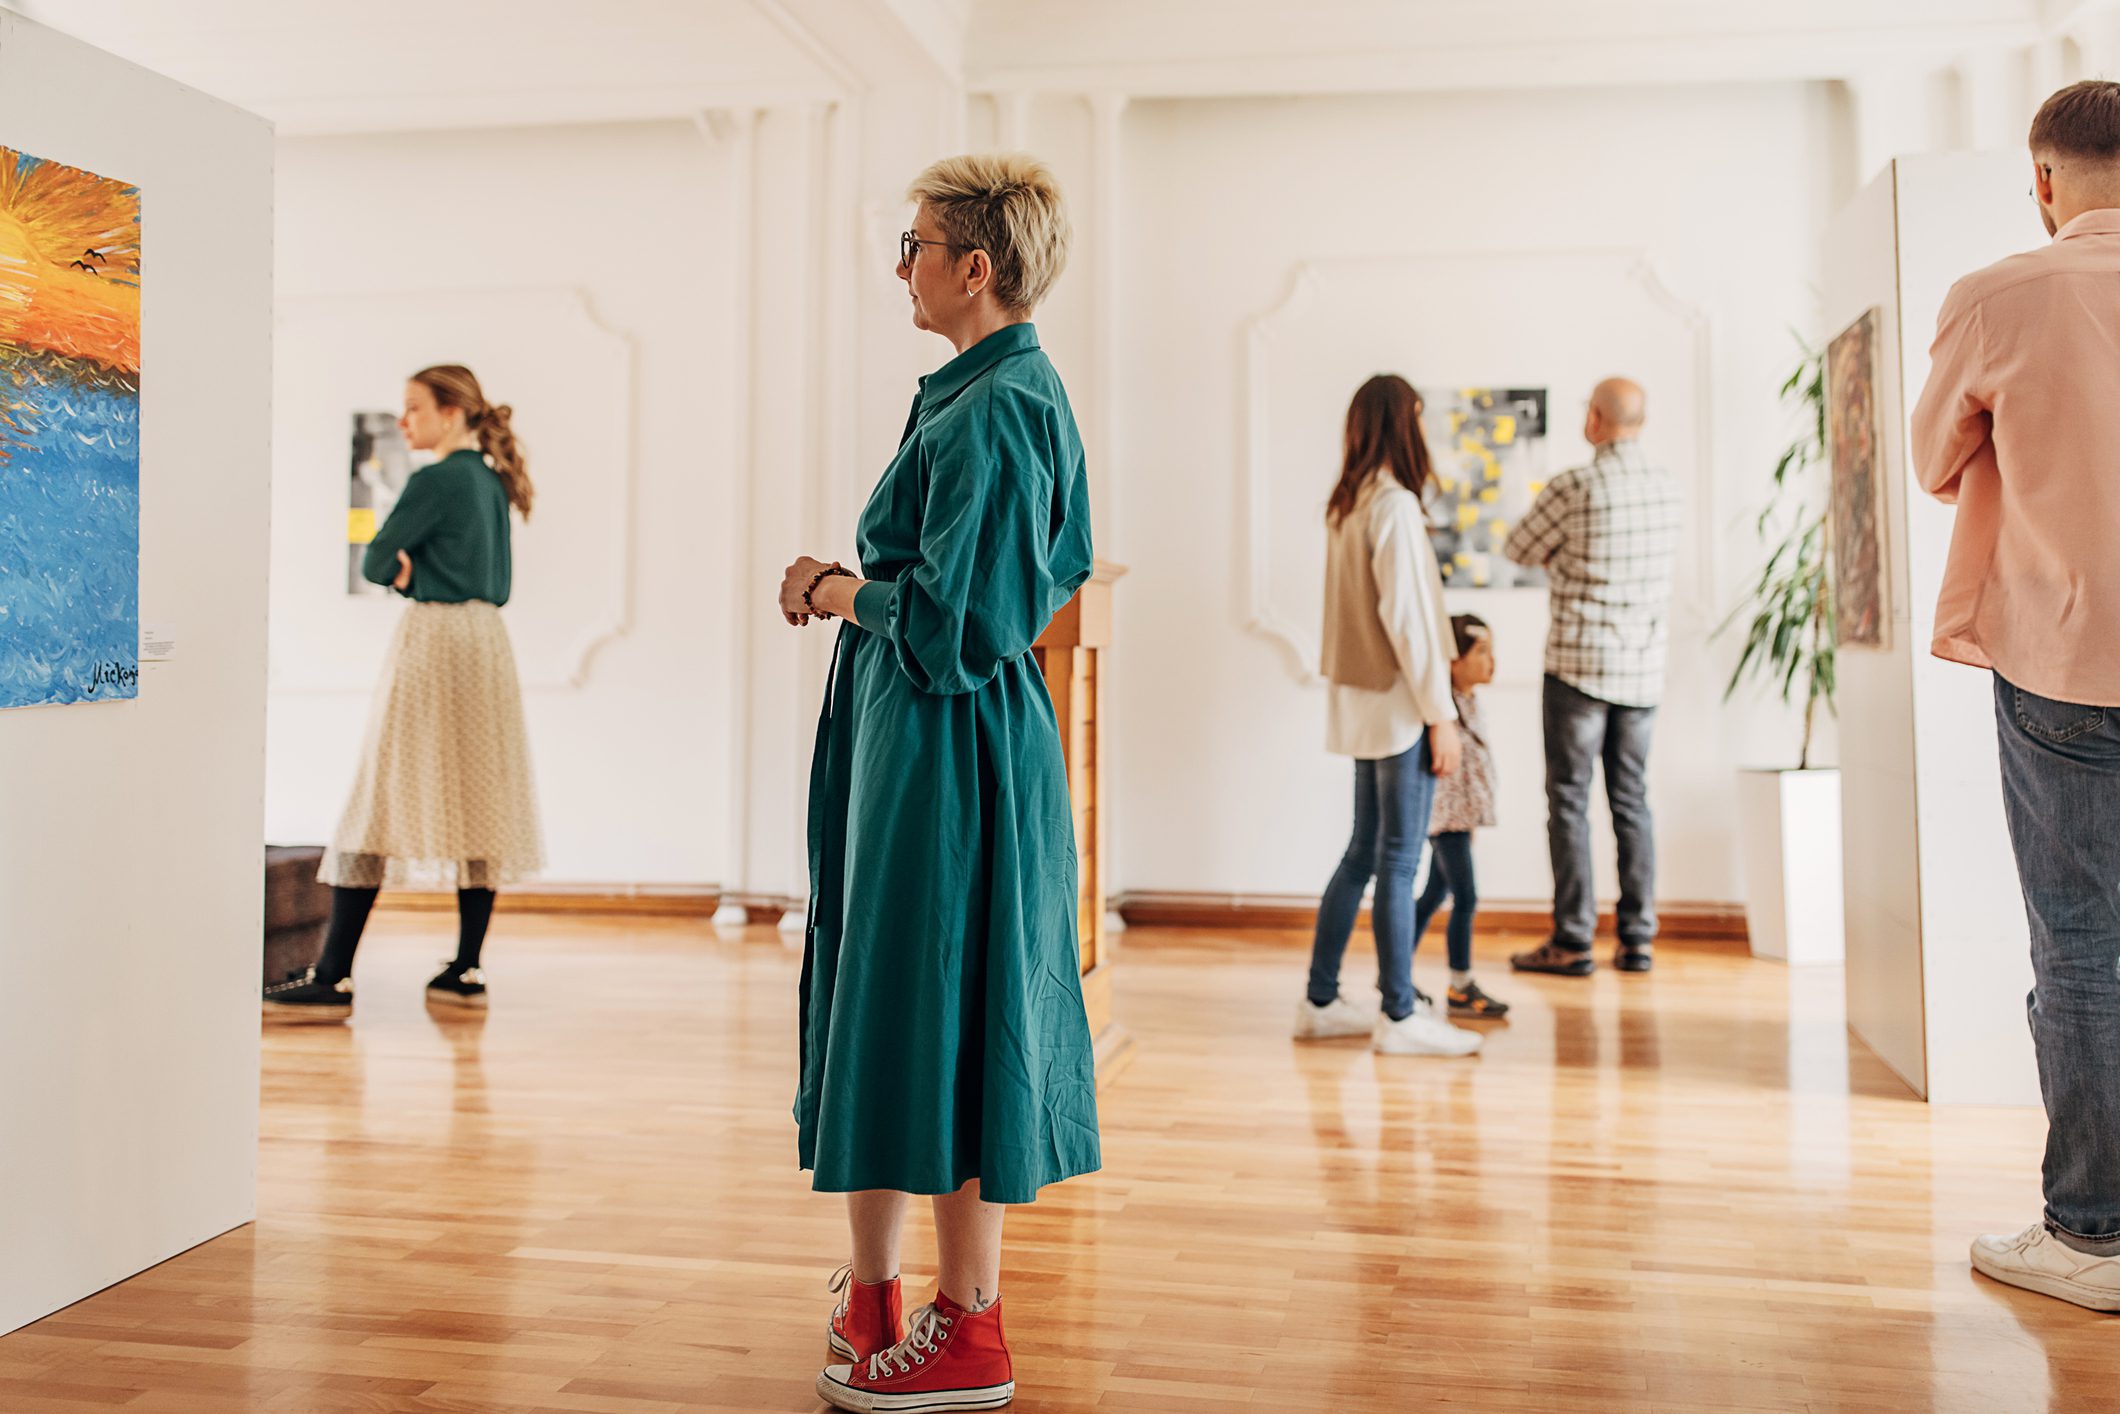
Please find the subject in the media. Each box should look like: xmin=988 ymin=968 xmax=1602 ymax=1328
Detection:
xmin=319 ymin=600 xmax=545 ymax=891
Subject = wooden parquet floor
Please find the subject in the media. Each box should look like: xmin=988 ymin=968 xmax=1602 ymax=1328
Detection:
xmin=0 ymin=914 xmax=2111 ymax=1413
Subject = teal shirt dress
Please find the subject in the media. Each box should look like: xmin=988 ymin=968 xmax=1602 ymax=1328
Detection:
xmin=796 ymin=323 xmax=1102 ymax=1206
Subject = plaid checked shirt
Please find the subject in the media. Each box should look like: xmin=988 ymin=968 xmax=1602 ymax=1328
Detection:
xmin=1503 ymin=441 xmax=1681 ymax=708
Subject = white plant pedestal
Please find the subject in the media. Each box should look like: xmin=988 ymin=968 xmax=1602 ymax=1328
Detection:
xmin=1737 ymin=768 xmax=1845 ymax=965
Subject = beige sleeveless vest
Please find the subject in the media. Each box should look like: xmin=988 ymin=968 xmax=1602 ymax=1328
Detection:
xmin=1320 ymin=475 xmax=1400 ymax=692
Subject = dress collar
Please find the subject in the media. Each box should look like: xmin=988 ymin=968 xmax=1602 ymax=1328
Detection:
xmin=918 ymin=323 xmax=1040 ymax=411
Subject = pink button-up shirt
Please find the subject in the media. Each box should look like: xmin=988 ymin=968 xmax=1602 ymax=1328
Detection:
xmin=1912 ymin=208 xmax=2120 ymax=707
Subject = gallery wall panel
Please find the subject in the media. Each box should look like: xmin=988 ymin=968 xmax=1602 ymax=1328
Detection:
xmin=0 ymin=9 xmax=273 ymax=1337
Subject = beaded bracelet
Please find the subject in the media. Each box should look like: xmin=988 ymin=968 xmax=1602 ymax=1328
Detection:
xmin=804 ymin=564 xmax=855 ymax=618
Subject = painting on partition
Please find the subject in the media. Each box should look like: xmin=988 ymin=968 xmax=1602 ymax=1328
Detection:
xmin=0 ymin=145 xmax=142 ymax=709
xmin=347 ymin=410 xmax=415 ymax=596
xmin=1827 ymin=308 xmax=1888 ymax=649
xmin=1422 ymin=386 xmax=1549 ymax=589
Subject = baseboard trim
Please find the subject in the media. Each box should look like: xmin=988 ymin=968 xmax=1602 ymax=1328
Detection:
xmin=378 ymin=883 xmax=722 ymax=919
xmin=1112 ymin=890 xmax=1748 ymax=943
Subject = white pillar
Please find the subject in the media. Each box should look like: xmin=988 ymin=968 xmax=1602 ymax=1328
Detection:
xmin=2029 ymin=34 xmax=2068 ymax=103
xmin=2071 ymin=8 xmax=2120 ymax=77
xmin=1085 ymin=91 xmax=1128 ymax=540
xmin=1959 ymin=48 xmax=2030 ymax=151
xmin=722 ymin=103 xmax=828 ymax=923
xmin=1847 ymin=69 xmax=1932 ymax=187
xmin=993 ymin=90 xmax=1032 ymax=151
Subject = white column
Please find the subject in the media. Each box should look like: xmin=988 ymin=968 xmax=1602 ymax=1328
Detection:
xmin=2029 ymin=34 xmax=2068 ymax=104
xmin=2071 ymin=8 xmax=2120 ymax=77
xmin=1085 ymin=91 xmax=1128 ymax=539
xmin=1958 ymin=48 xmax=2030 ymax=152
xmin=721 ymin=103 xmax=827 ymax=924
xmin=1847 ymin=68 xmax=1932 ymax=187
xmin=993 ymin=90 xmax=1032 ymax=150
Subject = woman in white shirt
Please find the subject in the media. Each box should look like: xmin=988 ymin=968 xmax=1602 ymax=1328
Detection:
xmin=1294 ymin=375 xmax=1483 ymax=1057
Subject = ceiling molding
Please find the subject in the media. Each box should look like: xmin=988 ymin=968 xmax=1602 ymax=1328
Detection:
xmin=972 ymin=24 xmax=2044 ymax=101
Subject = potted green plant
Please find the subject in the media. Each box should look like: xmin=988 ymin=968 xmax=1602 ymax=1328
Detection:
xmin=1721 ymin=343 xmax=1844 ymax=965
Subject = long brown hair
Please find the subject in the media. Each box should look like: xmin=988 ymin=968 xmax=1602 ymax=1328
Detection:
xmin=1326 ymin=374 xmax=1434 ymax=524
xmin=413 ymin=364 xmax=533 ymax=519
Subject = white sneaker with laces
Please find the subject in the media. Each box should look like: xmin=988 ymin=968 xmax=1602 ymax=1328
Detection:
xmin=1293 ymin=992 xmax=1372 ymax=1040
xmin=1971 ymin=1222 xmax=2120 ymax=1311
xmin=1372 ymin=1010 xmax=1483 ymax=1057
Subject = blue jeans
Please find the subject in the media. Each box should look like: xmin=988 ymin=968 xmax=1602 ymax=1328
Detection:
xmin=1307 ymin=733 xmax=1436 ymax=1022
xmin=1543 ymin=675 xmax=1657 ymax=952
xmin=1993 ymin=673 xmax=2120 ymax=1255
xmin=1413 ymin=830 xmax=1477 ymax=973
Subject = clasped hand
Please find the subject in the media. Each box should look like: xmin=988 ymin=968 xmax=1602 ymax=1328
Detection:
xmin=779 ymin=556 xmax=837 ymax=626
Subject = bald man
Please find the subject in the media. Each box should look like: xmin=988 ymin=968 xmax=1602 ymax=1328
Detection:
xmin=1910 ymin=80 xmax=2120 ymax=1311
xmin=1502 ymin=377 xmax=1680 ymax=976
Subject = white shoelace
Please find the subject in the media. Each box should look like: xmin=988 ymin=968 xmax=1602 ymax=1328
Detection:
xmin=828 ymin=1262 xmax=854 ymax=1323
xmin=863 ymin=1303 xmax=951 ymax=1380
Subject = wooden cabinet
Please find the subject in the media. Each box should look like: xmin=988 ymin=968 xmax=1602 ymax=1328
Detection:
xmin=1033 ymin=561 xmax=1131 ymax=1083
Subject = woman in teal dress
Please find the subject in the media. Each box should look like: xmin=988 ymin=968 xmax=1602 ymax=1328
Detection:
xmin=778 ymin=155 xmax=1097 ymax=1413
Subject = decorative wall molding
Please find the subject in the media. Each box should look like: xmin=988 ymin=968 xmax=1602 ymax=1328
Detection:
xmin=271 ymin=284 xmax=640 ymax=694
xmin=1241 ymin=249 xmax=1715 ymax=685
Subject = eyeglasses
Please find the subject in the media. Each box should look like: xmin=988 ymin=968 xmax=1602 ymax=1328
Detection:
xmin=901 ymin=231 xmax=974 ymax=267
xmin=2031 ymin=162 xmax=2054 ymax=199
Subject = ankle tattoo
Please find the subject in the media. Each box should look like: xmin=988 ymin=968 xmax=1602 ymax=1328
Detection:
xmin=971 ymin=1286 xmax=994 ymax=1313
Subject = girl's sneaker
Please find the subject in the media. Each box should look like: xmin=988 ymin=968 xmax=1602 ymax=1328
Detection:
xmin=425 ymin=964 xmax=488 ymax=1008
xmin=262 ymin=968 xmax=353 ymax=1022
xmin=817 ymin=1293 xmax=1014 ymax=1412
xmin=827 ymin=1263 xmax=905 ymax=1363
xmin=1447 ymin=980 xmax=1511 ymax=1018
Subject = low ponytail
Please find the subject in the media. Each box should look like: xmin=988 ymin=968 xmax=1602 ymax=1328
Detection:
xmin=412 ymin=364 xmax=534 ymax=520
xmin=476 ymin=402 xmax=533 ymax=519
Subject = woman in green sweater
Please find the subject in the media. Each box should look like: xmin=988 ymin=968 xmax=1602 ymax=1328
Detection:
xmin=265 ymin=364 xmax=544 ymax=1021
xmin=780 ymin=155 xmax=1098 ymax=1413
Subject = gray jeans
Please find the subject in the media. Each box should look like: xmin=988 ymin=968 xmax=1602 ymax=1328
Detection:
xmin=1543 ymin=674 xmax=1657 ymax=953
xmin=1994 ymin=673 xmax=2120 ymax=1253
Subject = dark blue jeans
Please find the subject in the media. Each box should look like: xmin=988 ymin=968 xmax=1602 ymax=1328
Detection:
xmin=1413 ymin=830 xmax=1477 ymax=973
xmin=1543 ymin=675 xmax=1657 ymax=952
xmin=1993 ymin=673 xmax=2120 ymax=1254
xmin=1307 ymin=733 xmax=1436 ymax=1022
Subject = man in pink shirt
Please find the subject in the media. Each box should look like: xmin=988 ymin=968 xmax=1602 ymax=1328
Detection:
xmin=1912 ymin=80 xmax=2120 ymax=1313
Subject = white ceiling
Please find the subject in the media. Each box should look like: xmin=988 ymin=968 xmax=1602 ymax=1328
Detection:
xmin=0 ymin=0 xmax=852 ymax=132
xmin=4 ymin=0 xmax=2116 ymax=133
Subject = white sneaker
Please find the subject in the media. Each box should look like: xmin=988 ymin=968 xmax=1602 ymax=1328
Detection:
xmin=1372 ymin=1010 xmax=1483 ymax=1057
xmin=1293 ymin=992 xmax=1373 ymax=1040
xmin=1971 ymin=1223 xmax=2120 ymax=1311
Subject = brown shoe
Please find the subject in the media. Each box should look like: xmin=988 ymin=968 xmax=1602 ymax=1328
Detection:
xmin=1510 ymin=942 xmax=1596 ymax=976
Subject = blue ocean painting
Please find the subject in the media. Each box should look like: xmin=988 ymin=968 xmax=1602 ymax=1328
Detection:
xmin=0 ymin=147 xmax=142 ymax=710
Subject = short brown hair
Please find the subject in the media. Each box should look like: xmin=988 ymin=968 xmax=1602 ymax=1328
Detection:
xmin=2030 ymin=80 xmax=2120 ymax=160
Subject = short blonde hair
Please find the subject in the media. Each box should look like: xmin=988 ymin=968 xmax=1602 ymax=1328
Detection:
xmin=907 ymin=153 xmax=1071 ymax=313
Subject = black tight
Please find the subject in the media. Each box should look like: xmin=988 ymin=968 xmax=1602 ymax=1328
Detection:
xmin=315 ymin=885 xmax=497 ymax=984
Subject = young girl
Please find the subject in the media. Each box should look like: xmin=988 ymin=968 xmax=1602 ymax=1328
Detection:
xmin=1413 ymin=614 xmax=1510 ymax=1018
xmin=264 ymin=365 xmax=544 ymax=1021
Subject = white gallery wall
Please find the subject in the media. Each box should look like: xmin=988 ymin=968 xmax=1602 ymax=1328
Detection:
xmin=264 ymin=122 xmax=739 ymax=886
xmin=1105 ymin=82 xmax=1844 ymax=904
xmin=0 ymin=11 xmax=273 ymax=1335
xmin=1828 ymin=152 xmax=2042 ymax=1105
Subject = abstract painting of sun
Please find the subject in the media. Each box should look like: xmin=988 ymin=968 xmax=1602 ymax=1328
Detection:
xmin=0 ymin=146 xmax=141 ymax=709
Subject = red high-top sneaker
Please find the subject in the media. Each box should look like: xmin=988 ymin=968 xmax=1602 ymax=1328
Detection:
xmin=827 ymin=1263 xmax=905 ymax=1364
xmin=816 ymin=1291 xmax=1013 ymax=1412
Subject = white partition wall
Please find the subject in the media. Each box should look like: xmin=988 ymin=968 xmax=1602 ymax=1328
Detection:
xmin=1825 ymin=153 xmax=2042 ymax=1106
xmin=0 ymin=13 xmax=273 ymax=1334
